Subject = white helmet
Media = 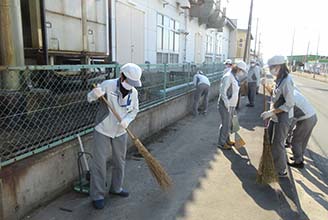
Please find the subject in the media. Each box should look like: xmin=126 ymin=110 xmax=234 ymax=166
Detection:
xmin=224 ymin=59 xmax=232 ymax=65
xmin=237 ymin=61 xmax=247 ymax=74
xmin=120 ymin=63 xmax=142 ymax=87
xmin=267 ymin=55 xmax=286 ymax=66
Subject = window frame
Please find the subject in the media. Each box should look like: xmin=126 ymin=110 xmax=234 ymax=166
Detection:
xmin=156 ymin=13 xmax=180 ymax=63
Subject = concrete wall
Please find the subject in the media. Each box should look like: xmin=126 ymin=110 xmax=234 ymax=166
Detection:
xmin=0 ymin=81 xmax=220 ymax=220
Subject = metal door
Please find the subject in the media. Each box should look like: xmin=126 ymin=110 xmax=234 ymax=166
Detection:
xmin=116 ymin=2 xmax=144 ymax=64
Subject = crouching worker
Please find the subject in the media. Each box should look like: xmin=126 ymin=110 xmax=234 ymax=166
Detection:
xmin=217 ymin=61 xmax=247 ymax=150
xmin=288 ymin=89 xmax=317 ymax=168
xmin=87 ymin=63 xmax=142 ymax=209
xmin=193 ymin=70 xmax=211 ymax=115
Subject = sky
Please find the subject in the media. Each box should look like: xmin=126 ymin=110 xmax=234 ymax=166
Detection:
xmin=225 ymin=0 xmax=328 ymax=61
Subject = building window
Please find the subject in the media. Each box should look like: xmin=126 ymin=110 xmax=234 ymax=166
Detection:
xmin=205 ymin=56 xmax=213 ymax=63
xmin=216 ymin=34 xmax=222 ymax=55
xmin=206 ymin=34 xmax=214 ymax=54
xmin=157 ymin=13 xmax=180 ymax=63
xmin=157 ymin=52 xmax=179 ymax=64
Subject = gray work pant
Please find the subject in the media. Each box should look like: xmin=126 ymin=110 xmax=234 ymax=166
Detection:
xmin=247 ymin=82 xmax=257 ymax=105
xmin=193 ymin=84 xmax=210 ymax=115
xmin=218 ymin=99 xmax=234 ymax=146
xmin=268 ymin=112 xmax=292 ymax=174
xmin=291 ymin=115 xmax=317 ymax=163
xmin=286 ymin=120 xmax=297 ymax=144
xmin=90 ymin=130 xmax=128 ymax=200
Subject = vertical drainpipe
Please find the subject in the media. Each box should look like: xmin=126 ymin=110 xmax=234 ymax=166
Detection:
xmin=107 ymin=0 xmax=113 ymax=62
xmin=81 ymin=0 xmax=88 ymax=64
xmin=0 ymin=0 xmax=25 ymax=90
xmin=184 ymin=9 xmax=188 ymax=63
xmin=40 ymin=0 xmax=48 ymax=65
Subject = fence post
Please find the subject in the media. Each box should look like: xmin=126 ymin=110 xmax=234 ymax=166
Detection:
xmin=187 ymin=63 xmax=191 ymax=87
xmin=115 ymin=63 xmax=120 ymax=78
xmin=163 ymin=64 xmax=167 ymax=100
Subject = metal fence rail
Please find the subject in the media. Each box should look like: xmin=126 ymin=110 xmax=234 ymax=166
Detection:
xmin=0 ymin=63 xmax=224 ymax=166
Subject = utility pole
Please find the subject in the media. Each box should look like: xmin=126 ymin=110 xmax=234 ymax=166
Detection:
xmin=306 ymin=41 xmax=310 ymax=62
xmin=243 ymin=0 xmax=253 ymax=63
xmin=257 ymin=32 xmax=261 ymax=58
xmin=254 ymin=18 xmax=259 ymax=58
xmin=290 ymin=28 xmax=295 ymax=69
xmin=316 ymin=34 xmax=320 ymax=63
xmin=315 ymin=34 xmax=320 ymax=76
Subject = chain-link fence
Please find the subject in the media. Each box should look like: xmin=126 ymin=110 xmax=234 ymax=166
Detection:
xmin=0 ymin=63 xmax=224 ymax=166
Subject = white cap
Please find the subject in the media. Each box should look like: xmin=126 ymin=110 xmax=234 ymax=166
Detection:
xmin=237 ymin=61 xmax=247 ymax=73
xmin=267 ymin=55 xmax=286 ymax=66
xmin=224 ymin=59 xmax=232 ymax=65
xmin=120 ymin=63 xmax=142 ymax=87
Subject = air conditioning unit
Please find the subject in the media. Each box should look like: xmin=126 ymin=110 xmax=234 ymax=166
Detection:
xmin=159 ymin=0 xmax=169 ymax=6
xmin=177 ymin=0 xmax=191 ymax=9
xmin=178 ymin=29 xmax=189 ymax=35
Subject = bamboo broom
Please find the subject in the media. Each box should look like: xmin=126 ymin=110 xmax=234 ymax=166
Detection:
xmin=256 ymin=72 xmax=278 ymax=184
xmin=92 ymin=84 xmax=172 ymax=190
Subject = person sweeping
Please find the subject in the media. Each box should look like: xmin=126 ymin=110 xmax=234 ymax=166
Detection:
xmin=217 ymin=61 xmax=247 ymax=150
xmin=260 ymin=55 xmax=295 ymax=177
xmin=87 ymin=63 xmax=142 ymax=209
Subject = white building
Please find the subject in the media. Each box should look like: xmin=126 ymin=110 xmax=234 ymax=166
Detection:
xmin=112 ymin=0 xmax=236 ymax=64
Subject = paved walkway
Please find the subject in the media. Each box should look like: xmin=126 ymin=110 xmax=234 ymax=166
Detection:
xmin=24 ymin=93 xmax=327 ymax=220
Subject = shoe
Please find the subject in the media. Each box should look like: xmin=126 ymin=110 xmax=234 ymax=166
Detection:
xmin=288 ymin=161 xmax=304 ymax=169
xmin=218 ymin=143 xmax=232 ymax=150
xmin=246 ymin=104 xmax=255 ymax=107
xmin=109 ymin=189 xmax=129 ymax=197
xmin=278 ymin=171 xmax=288 ymax=178
xmin=92 ymin=199 xmax=105 ymax=209
xmin=226 ymin=140 xmax=235 ymax=146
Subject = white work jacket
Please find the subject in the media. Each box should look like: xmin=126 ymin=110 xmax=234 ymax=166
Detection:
xmin=219 ymin=70 xmax=240 ymax=108
xmin=294 ymin=89 xmax=316 ymax=121
xmin=223 ymin=67 xmax=232 ymax=74
xmin=193 ymin=73 xmax=211 ymax=86
xmin=247 ymin=65 xmax=261 ymax=86
xmin=87 ymin=79 xmax=139 ymax=138
xmin=271 ymin=75 xmax=295 ymax=119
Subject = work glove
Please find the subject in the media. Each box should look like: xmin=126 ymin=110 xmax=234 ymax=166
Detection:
xmin=119 ymin=119 xmax=129 ymax=129
xmin=260 ymin=110 xmax=275 ymax=120
xmin=93 ymin=85 xmax=105 ymax=98
xmin=271 ymin=114 xmax=278 ymax=123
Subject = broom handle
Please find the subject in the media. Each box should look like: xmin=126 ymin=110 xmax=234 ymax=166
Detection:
xmin=263 ymin=69 xmax=267 ymax=111
xmin=93 ymin=84 xmax=137 ymax=140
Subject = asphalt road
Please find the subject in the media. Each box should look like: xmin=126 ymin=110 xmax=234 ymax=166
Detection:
xmin=292 ymin=75 xmax=328 ymax=178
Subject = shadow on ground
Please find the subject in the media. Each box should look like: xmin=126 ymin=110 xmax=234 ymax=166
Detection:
xmin=237 ymin=93 xmax=271 ymax=131
xmin=294 ymin=149 xmax=328 ymax=211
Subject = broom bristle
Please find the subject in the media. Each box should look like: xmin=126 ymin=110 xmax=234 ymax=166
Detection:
xmin=256 ymin=128 xmax=278 ymax=184
xmin=234 ymin=132 xmax=246 ymax=149
xmin=134 ymin=138 xmax=173 ymax=190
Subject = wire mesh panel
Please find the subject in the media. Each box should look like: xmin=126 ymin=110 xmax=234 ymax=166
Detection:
xmin=0 ymin=63 xmax=224 ymax=166
xmin=0 ymin=65 xmax=116 ymax=165
xmin=137 ymin=64 xmax=166 ymax=108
